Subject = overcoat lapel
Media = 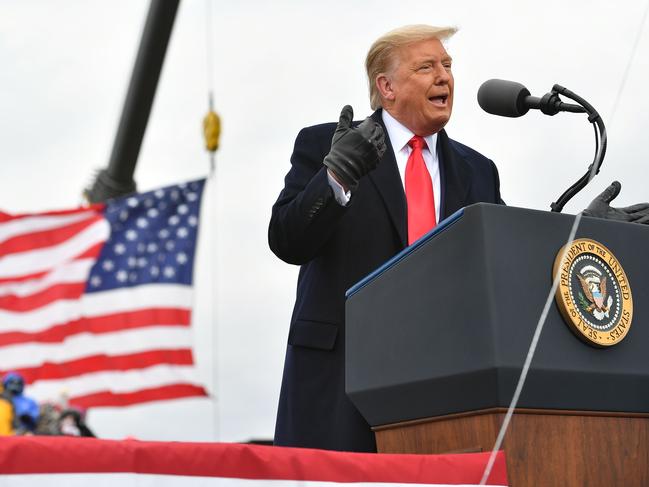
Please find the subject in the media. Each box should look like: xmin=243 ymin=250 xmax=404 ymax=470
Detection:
xmin=367 ymin=110 xmax=407 ymax=247
xmin=438 ymin=129 xmax=472 ymax=219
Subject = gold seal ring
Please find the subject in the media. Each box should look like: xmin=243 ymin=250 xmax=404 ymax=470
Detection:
xmin=553 ymin=238 xmax=633 ymax=347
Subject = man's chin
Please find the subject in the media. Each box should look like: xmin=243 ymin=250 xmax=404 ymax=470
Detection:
xmin=421 ymin=114 xmax=451 ymax=136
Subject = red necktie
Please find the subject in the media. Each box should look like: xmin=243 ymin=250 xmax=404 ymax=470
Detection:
xmin=405 ymin=135 xmax=436 ymax=245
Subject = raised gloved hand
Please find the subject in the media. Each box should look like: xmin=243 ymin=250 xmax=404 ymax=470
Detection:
xmin=323 ymin=105 xmax=386 ymax=191
xmin=583 ymin=181 xmax=649 ymax=224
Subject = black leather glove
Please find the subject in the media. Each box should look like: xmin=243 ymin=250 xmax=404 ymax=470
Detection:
xmin=323 ymin=105 xmax=386 ymax=192
xmin=583 ymin=181 xmax=649 ymax=224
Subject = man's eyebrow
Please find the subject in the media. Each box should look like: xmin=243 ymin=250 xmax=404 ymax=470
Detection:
xmin=417 ymin=54 xmax=453 ymax=64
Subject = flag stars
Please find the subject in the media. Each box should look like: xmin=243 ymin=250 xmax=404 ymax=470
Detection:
xmin=85 ymin=181 xmax=203 ymax=292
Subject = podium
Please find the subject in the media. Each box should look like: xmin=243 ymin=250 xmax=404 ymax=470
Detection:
xmin=345 ymin=204 xmax=649 ymax=487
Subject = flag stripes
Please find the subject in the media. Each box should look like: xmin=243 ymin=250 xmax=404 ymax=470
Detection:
xmin=0 ymin=284 xmax=193 ymax=332
xmin=3 ymin=349 xmax=196 ymax=383
xmin=2 ymin=327 xmax=195 ymax=369
xmin=23 ymin=364 xmax=205 ymax=404
xmin=0 ymin=213 xmax=103 ymax=256
xmin=0 ymin=216 xmax=109 ymax=278
xmin=0 ymin=282 xmax=87 ymax=312
xmin=0 ymin=210 xmax=98 ymax=243
xmin=0 ymin=308 xmax=191 ymax=347
xmin=73 ymin=383 xmax=209 ymax=408
xmin=0 ymin=259 xmax=95 ymax=297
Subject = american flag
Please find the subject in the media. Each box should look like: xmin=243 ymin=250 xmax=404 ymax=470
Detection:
xmin=0 ymin=180 xmax=208 ymax=408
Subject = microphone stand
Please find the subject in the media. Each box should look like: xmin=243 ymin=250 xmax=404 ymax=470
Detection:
xmin=549 ymin=85 xmax=607 ymax=213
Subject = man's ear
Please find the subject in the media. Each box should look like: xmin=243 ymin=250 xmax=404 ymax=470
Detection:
xmin=376 ymin=74 xmax=395 ymax=102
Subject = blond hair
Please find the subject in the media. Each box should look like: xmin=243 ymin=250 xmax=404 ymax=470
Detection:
xmin=365 ymin=25 xmax=457 ymax=110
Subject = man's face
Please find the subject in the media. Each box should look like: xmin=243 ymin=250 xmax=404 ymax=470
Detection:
xmin=381 ymin=38 xmax=454 ymax=136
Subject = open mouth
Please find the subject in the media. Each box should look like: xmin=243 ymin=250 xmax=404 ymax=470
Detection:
xmin=428 ymin=95 xmax=448 ymax=106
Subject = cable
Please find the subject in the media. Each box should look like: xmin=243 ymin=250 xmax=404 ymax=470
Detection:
xmin=479 ymin=205 xmax=592 ymax=485
xmin=608 ymin=0 xmax=649 ymax=127
xmin=550 ymin=86 xmax=607 ymax=212
xmin=203 ymin=0 xmax=220 ymax=175
xmin=203 ymin=0 xmax=221 ymax=442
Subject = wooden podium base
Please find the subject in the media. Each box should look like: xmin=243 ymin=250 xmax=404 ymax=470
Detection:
xmin=373 ymin=408 xmax=649 ymax=487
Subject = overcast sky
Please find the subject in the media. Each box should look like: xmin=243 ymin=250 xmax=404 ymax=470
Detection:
xmin=2 ymin=0 xmax=649 ymax=442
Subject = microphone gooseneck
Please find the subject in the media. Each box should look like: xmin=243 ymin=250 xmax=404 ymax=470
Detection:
xmin=477 ymin=79 xmax=605 ymax=212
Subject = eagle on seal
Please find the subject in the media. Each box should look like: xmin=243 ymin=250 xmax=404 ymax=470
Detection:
xmin=578 ymin=274 xmax=608 ymax=313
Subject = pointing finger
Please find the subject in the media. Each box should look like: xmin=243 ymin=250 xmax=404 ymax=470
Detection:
xmin=336 ymin=105 xmax=354 ymax=131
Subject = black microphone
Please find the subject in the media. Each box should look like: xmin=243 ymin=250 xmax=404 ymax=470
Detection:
xmin=477 ymin=79 xmax=586 ymax=117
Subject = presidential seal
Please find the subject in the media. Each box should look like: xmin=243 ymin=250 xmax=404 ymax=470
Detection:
xmin=553 ymin=238 xmax=633 ymax=347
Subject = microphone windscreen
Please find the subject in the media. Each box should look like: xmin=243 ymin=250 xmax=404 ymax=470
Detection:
xmin=477 ymin=79 xmax=531 ymax=118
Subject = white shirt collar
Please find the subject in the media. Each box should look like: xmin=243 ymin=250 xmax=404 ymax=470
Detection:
xmin=381 ymin=109 xmax=438 ymax=153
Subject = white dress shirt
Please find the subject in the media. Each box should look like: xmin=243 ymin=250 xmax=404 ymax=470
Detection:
xmin=382 ymin=109 xmax=441 ymax=224
xmin=328 ymin=110 xmax=441 ymax=224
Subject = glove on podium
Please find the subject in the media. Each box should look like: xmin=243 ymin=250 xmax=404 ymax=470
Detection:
xmin=583 ymin=181 xmax=649 ymax=224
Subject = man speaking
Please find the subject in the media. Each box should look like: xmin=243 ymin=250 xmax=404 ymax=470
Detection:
xmin=269 ymin=24 xmax=504 ymax=453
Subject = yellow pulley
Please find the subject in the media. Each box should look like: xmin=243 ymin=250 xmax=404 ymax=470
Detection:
xmin=203 ymin=110 xmax=221 ymax=152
